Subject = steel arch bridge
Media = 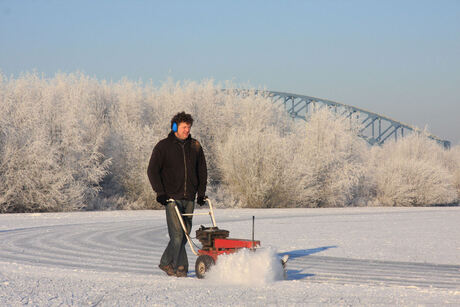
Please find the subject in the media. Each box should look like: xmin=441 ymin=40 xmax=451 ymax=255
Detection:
xmin=245 ymin=90 xmax=450 ymax=149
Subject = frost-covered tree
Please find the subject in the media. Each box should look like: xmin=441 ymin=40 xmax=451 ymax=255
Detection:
xmin=206 ymin=88 xmax=301 ymax=208
xmin=292 ymin=107 xmax=368 ymax=207
xmin=369 ymin=132 xmax=457 ymax=207
xmin=0 ymin=72 xmax=110 ymax=212
xmin=440 ymin=145 xmax=460 ymax=202
xmin=216 ymin=128 xmax=299 ymax=208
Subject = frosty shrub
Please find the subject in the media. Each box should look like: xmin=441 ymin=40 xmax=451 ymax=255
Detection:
xmin=0 ymin=73 xmax=110 ymax=212
xmin=216 ymin=127 xmax=298 ymax=208
xmin=99 ymin=79 xmax=158 ymax=209
xmin=369 ymin=132 xmax=457 ymax=206
xmin=211 ymin=89 xmax=302 ymax=208
xmin=293 ymin=108 xmax=368 ymax=207
xmin=441 ymin=145 xmax=460 ymax=201
xmin=217 ymin=106 xmax=369 ymax=208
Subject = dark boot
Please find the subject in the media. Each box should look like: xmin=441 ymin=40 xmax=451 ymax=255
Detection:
xmin=159 ymin=264 xmax=175 ymax=276
xmin=176 ymin=266 xmax=187 ymax=277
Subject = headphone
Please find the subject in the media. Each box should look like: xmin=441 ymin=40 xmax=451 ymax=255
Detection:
xmin=171 ymin=122 xmax=178 ymax=132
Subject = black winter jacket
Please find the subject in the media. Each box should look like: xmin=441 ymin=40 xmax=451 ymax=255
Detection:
xmin=147 ymin=132 xmax=207 ymax=201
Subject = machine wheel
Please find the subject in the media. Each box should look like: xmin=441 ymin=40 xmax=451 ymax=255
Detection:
xmin=195 ymin=255 xmax=215 ymax=279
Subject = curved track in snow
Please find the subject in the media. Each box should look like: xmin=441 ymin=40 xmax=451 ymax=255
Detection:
xmin=1 ymin=218 xmax=459 ymax=289
xmin=0 ymin=221 xmax=162 ymax=275
xmin=289 ymin=255 xmax=460 ymax=289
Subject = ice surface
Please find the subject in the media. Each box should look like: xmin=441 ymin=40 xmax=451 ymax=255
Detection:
xmin=0 ymin=207 xmax=459 ymax=306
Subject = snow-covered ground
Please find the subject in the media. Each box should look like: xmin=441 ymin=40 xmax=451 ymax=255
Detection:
xmin=1 ymin=207 xmax=459 ymax=306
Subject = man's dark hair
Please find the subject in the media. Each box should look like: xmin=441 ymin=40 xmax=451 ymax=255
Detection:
xmin=171 ymin=111 xmax=194 ymax=127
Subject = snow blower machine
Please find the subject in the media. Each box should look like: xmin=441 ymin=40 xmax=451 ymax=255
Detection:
xmin=169 ymin=198 xmax=288 ymax=279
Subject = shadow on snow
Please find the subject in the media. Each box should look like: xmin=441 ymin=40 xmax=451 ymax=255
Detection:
xmin=279 ymin=246 xmax=337 ymax=280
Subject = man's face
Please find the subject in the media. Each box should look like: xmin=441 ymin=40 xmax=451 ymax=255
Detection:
xmin=175 ymin=122 xmax=191 ymax=140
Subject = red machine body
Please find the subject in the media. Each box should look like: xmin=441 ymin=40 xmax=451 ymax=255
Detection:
xmin=198 ymin=238 xmax=260 ymax=261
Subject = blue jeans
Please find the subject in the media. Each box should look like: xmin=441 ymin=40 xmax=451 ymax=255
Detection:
xmin=160 ymin=200 xmax=194 ymax=272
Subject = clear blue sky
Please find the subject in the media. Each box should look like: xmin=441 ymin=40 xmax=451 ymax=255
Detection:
xmin=1 ymin=0 xmax=459 ymax=144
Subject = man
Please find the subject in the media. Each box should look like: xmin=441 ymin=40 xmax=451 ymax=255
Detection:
xmin=147 ymin=112 xmax=207 ymax=277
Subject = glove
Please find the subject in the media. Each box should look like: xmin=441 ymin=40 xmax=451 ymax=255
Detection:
xmin=196 ymin=196 xmax=207 ymax=206
xmin=156 ymin=194 xmax=169 ymax=206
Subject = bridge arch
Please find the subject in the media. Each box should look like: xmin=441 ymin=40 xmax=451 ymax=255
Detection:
xmin=234 ymin=90 xmax=450 ymax=149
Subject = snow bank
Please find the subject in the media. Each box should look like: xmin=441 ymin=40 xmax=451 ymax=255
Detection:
xmin=206 ymin=248 xmax=284 ymax=286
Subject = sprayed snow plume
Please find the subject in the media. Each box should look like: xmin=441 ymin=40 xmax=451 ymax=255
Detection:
xmin=205 ymin=248 xmax=284 ymax=286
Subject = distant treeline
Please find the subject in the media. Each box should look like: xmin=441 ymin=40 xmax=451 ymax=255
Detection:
xmin=0 ymin=72 xmax=459 ymax=212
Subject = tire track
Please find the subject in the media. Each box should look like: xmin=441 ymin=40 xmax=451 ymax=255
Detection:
xmin=6 ymin=225 xmax=156 ymax=261
xmin=289 ymin=255 xmax=460 ymax=289
xmin=0 ymin=221 xmax=166 ymax=274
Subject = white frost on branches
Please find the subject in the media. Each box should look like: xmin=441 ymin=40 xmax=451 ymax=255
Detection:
xmin=294 ymin=108 xmax=368 ymax=207
xmin=0 ymin=72 xmax=458 ymax=212
xmin=369 ymin=132 xmax=457 ymax=206
xmin=0 ymin=73 xmax=110 ymax=212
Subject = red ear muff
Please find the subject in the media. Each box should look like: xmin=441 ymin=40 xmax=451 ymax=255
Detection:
xmin=172 ymin=122 xmax=178 ymax=132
